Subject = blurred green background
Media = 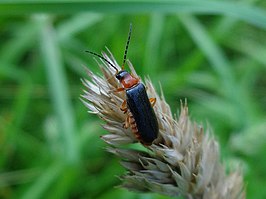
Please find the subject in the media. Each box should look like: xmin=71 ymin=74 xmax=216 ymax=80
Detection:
xmin=1 ymin=1 xmax=266 ymax=199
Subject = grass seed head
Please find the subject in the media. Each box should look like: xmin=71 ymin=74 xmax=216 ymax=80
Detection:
xmin=82 ymin=50 xmax=245 ymax=199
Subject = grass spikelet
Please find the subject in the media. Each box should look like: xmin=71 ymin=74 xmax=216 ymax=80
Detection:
xmin=82 ymin=50 xmax=245 ymax=199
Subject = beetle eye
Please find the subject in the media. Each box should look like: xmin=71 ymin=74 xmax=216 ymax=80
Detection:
xmin=115 ymin=71 xmax=127 ymax=80
xmin=115 ymin=73 xmax=122 ymax=80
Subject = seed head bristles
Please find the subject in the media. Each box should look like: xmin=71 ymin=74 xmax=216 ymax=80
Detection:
xmin=82 ymin=50 xmax=245 ymax=199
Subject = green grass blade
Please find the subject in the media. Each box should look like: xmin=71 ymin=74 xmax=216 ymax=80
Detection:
xmin=57 ymin=13 xmax=103 ymax=41
xmin=21 ymin=162 xmax=63 ymax=199
xmin=143 ymin=14 xmax=164 ymax=76
xmin=0 ymin=1 xmax=266 ymax=30
xmin=178 ymin=14 xmax=235 ymax=96
xmin=38 ymin=15 xmax=79 ymax=164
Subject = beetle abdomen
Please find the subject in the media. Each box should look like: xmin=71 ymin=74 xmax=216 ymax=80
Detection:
xmin=128 ymin=111 xmax=142 ymax=140
xmin=126 ymin=83 xmax=158 ymax=144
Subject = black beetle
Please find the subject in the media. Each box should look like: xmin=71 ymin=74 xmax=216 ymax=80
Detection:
xmin=86 ymin=24 xmax=159 ymax=145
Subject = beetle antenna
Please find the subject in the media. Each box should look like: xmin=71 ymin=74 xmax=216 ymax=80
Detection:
xmin=122 ymin=23 xmax=132 ymax=70
xmin=85 ymin=50 xmax=118 ymax=73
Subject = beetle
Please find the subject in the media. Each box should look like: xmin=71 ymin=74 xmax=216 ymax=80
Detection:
xmin=86 ymin=24 xmax=158 ymax=145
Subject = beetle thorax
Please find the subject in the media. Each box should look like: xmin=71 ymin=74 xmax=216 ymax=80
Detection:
xmin=121 ymin=73 xmax=139 ymax=88
xmin=115 ymin=70 xmax=139 ymax=89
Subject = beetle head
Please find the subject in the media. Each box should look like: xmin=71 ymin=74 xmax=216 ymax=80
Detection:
xmin=115 ymin=70 xmax=128 ymax=80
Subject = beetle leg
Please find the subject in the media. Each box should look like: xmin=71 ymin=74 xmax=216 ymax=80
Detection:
xmin=123 ymin=115 xmax=130 ymax=129
xmin=114 ymin=87 xmax=125 ymax=92
xmin=149 ymin=98 xmax=156 ymax=107
xmin=120 ymin=100 xmax=127 ymax=113
xmin=108 ymin=87 xmax=124 ymax=94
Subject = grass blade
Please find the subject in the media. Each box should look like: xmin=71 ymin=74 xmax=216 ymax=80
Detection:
xmin=38 ymin=15 xmax=79 ymax=164
xmin=0 ymin=1 xmax=266 ymax=30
